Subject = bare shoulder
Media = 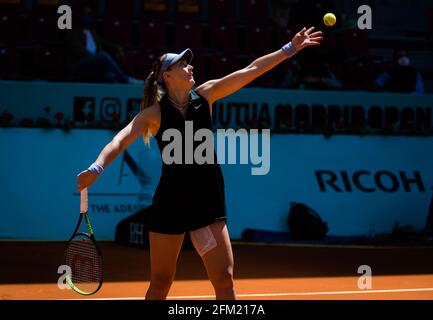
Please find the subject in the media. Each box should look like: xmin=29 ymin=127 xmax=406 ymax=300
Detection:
xmin=144 ymin=102 xmax=161 ymax=117
xmin=196 ymin=80 xmax=218 ymax=106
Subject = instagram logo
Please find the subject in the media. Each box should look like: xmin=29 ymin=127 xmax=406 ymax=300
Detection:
xmin=100 ymin=98 xmax=122 ymax=123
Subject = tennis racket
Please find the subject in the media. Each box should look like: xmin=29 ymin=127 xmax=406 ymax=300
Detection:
xmin=64 ymin=188 xmax=104 ymax=295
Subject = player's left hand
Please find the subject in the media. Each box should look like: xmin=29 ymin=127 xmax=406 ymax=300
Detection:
xmin=291 ymin=27 xmax=323 ymax=51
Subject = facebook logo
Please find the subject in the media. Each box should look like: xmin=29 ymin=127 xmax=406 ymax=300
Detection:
xmin=73 ymin=97 xmax=95 ymax=123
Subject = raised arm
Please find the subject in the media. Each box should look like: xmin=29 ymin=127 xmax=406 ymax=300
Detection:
xmin=196 ymin=27 xmax=323 ymax=106
xmin=77 ymin=104 xmax=160 ymax=191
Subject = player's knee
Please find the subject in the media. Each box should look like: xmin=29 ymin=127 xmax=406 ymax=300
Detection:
xmin=151 ymin=271 xmax=175 ymax=290
xmin=212 ymin=268 xmax=234 ymax=290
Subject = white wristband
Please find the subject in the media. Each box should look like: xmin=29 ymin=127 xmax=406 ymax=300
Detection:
xmin=88 ymin=163 xmax=104 ymax=175
xmin=282 ymin=42 xmax=297 ymax=58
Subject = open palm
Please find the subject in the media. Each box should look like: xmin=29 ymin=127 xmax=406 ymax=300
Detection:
xmin=292 ymin=27 xmax=323 ymax=51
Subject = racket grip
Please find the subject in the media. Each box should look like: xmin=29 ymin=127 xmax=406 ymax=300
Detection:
xmin=80 ymin=188 xmax=88 ymax=213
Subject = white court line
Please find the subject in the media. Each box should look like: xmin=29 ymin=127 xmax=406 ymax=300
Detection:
xmin=69 ymin=288 xmax=433 ymax=300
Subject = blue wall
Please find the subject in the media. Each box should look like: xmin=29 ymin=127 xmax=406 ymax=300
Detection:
xmin=1 ymin=81 xmax=432 ymax=240
xmin=1 ymin=128 xmax=432 ymax=240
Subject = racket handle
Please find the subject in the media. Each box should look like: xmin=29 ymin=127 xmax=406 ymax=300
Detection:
xmin=80 ymin=188 xmax=88 ymax=213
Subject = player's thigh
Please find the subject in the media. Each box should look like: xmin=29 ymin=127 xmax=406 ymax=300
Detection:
xmin=148 ymin=231 xmax=185 ymax=276
xmin=196 ymin=221 xmax=234 ymax=281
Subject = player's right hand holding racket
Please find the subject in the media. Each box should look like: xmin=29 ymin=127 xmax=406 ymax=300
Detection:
xmin=64 ymin=188 xmax=103 ymax=295
xmin=77 ymin=170 xmax=98 ymax=192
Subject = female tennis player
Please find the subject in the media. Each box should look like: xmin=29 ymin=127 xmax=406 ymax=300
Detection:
xmin=77 ymin=26 xmax=322 ymax=300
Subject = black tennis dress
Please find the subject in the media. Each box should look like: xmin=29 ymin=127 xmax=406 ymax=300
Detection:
xmin=148 ymin=89 xmax=227 ymax=234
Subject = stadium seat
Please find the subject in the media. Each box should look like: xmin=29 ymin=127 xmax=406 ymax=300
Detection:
xmin=0 ymin=45 xmax=19 ymax=78
xmin=137 ymin=48 xmax=208 ymax=84
xmin=244 ymin=24 xmax=274 ymax=54
xmin=173 ymin=21 xmax=204 ymax=51
xmin=275 ymin=27 xmax=295 ymax=48
xmin=137 ymin=50 xmax=159 ymax=78
xmin=343 ymin=58 xmax=375 ymax=91
xmin=430 ymin=8 xmax=433 ymax=38
xmin=0 ymin=0 xmax=23 ymax=12
xmin=208 ymin=53 xmax=240 ymax=79
xmin=237 ymin=52 xmax=281 ymax=88
xmin=174 ymin=0 xmax=202 ymax=21
xmin=34 ymin=46 xmax=65 ymax=80
xmin=140 ymin=20 xmax=167 ymax=50
xmin=105 ymin=0 xmax=135 ymax=19
xmin=0 ymin=45 xmax=36 ymax=80
xmin=189 ymin=50 xmax=208 ymax=84
xmin=239 ymin=0 xmax=269 ymax=24
xmin=103 ymin=18 xmax=133 ymax=46
xmin=208 ymin=0 xmax=236 ymax=22
xmin=0 ymin=11 xmax=21 ymax=44
xmin=70 ymin=0 xmax=98 ymax=8
xmin=142 ymin=0 xmax=169 ymax=19
xmin=209 ymin=22 xmax=239 ymax=51
xmin=255 ymin=66 xmax=282 ymax=88
xmin=32 ymin=0 xmax=60 ymax=13
xmin=122 ymin=49 xmax=140 ymax=78
xmin=321 ymin=29 xmax=337 ymax=52
xmin=29 ymin=13 xmax=63 ymax=44
xmin=342 ymin=28 xmax=369 ymax=58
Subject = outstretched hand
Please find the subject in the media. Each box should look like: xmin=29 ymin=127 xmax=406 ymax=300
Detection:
xmin=291 ymin=27 xmax=323 ymax=52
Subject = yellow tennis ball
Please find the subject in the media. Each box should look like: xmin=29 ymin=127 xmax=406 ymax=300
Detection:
xmin=323 ymin=13 xmax=337 ymax=27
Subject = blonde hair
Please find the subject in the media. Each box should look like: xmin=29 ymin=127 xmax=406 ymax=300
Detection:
xmin=140 ymin=54 xmax=167 ymax=145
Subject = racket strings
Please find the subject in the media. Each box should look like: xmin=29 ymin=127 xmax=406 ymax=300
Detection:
xmin=65 ymin=235 xmax=103 ymax=293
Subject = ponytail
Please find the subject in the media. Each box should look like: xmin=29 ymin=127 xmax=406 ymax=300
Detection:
xmin=141 ymin=55 xmax=166 ymax=145
xmin=141 ymin=71 xmax=160 ymax=111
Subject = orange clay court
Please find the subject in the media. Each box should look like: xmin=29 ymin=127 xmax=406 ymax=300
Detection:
xmin=1 ymin=241 xmax=432 ymax=300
